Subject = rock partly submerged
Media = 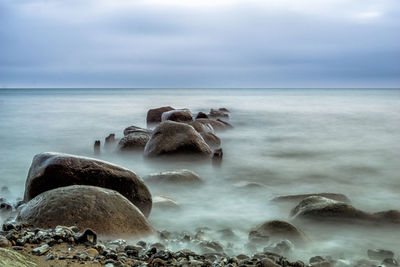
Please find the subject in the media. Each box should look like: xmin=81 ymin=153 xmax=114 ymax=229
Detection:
xmin=196 ymin=118 xmax=233 ymax=131
xmin=145 ymin=169 xmax=203 ymax=186
xmin=118 ymin=132 xmax=150 ymax=151
xmin=17 ymin=185 xmax=154 ymax=238
xmin=152 ymin=195 xmax=181 ymax=210
xmin=144 ymin=121 xmax=212 ymax=158
xmin=272 ymin=193 xmax=351 ymax=204
xmin=146 ymin=106 xmax=174 ymax=126
xmin=291 ymin=196 xmax=400 ymax=226
xmin=161 ymin=109 xmax=193 ymax=123
xmin=24 ymin=152 xmax=152 ymax=217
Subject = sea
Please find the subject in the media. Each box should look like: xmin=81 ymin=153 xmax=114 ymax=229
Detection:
xmin=0 ymin=88 xmax=399 ymax=261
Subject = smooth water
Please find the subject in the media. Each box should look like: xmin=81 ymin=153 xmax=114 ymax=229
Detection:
xmin=1 ymin=88 xmax=400 ymax=261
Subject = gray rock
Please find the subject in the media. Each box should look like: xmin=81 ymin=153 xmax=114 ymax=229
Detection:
xmin=147 ymin=106 xmax=175 ymax=126
xmin=145 ymin=169 xmax=203 ymax=185
xmin=249 ymin=220 xmax=307 ymax=245
xmin=17 ymin=185 xmax=154 ymax=238
xmin=118 ymin=132 xmax=150 ymax=151
xmin=144 ymin=121 xmax=212 ymax=157
xmin=152 ymin=195 xmax=181 ymax=210
xmin=32 ymin=244 xmax=50 ymax=255
xmin=161 ymin=109 xmax=193 ymax=123
xmin=272 ymin=193 xmax=351 ymax=204
xmin=196 ymin=118 xmax=233 ymax=131
xmin=123 ymin=126 xmax=152 ymax=136
xmin=24 ymin=152 xmax=152 ymax=217
xmin=367 ymin=249 xmax=394 ymax=261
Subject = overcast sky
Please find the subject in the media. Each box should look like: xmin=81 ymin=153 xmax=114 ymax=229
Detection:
xmin=0 ymin=0 xmax=399 ymax=88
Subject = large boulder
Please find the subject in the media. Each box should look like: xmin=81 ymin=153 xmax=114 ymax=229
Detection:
xmin=161 ymin=109 xmax=193 ymax=123
xmin=17 ymin=185 xmax=154 ymax=238
xmin=272 ymin=193 xmax=350 ymax=204
xmin=290 ymin=196 xmax=400 ymax=225
xmin=196 ymin=118 xmax=233 ymax=131
xmin=118 ymin=132 xmax=150 ymax=151
xmin=144 ymin=121 xmax=212 ymax=157
xmin=147 ymin=106 xmax=175 ymax=125
xmin=249 ymin=220 xmax=307 ymax=245
xmin=24 ymin=152 xmax=152 ymax=217
xmin=144 ymin=169 xmax=203 ymax=185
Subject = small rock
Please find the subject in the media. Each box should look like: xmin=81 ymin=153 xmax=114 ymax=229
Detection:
xmin=195 ymin=112 xmax=209 ymax=119
xmin=261 ymin=258 xmax=281 ymax=267
xmin=94 ymin=140 xmax=101 ymax=153
xmin=367 ymin=249 xmax=394 ymax=261
xmin=32 ymin=244 xmax=50 ymax=255
xmin=85 ymin=248 xmax=99 ymax=256
xmin=0 ymin=235 xmax=11 ymax=248
xmin=382 ymin=258 xmax=399 ymax=267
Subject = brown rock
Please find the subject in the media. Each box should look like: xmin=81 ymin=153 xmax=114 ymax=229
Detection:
xmin=209 ymin=109 xmax=229 ymax=118
xmin=195 ymin=112 xmax=209 ymax=119
xmin=118 ymin=132 xmax=150 ymax=151
xmin=147 ymin=106 xmax=175 ymax=125
xmin=249 ymin=220 xmax=307 ymax=245
xmin=144 ymin=121 xmax=212 ymax=157
xmin=123 ymin=126 xmax=152 ymax=136
xmin=161 ymin=109 xmax=193 ymax=123
xmin=145 ymin=169 xmax=203 ymax=185
xmin=272 ymin=193 xmax=351 ymax=204
xmin=196 ymin=118 xmax=233 ymax=131
xmin=17 ymin=185 xmax=154 ymax=238
xmin=24 ymin=152 xmax=152 ymax=217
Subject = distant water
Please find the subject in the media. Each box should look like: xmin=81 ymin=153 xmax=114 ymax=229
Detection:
xmin=1 ymin=88 xmax=400 ymax=260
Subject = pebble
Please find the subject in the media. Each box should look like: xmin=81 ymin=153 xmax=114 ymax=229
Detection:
xmin=32 ymin=243 xmax=50 ymax=255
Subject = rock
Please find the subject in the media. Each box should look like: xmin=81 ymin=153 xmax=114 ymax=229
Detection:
xmin=85 ymin=248 xmax=99 ymax=256
xmin=24 ymin=152 xmax=152 ymax=217
xmin=367 ymin=249 xmax=394 ymax=261
xmin=94 ymin=140 xmax=101 ymax=154
xmin=74 ymin=228 xmax=97 ymax=244
xmin=272 ymin=193 xmax=351 ymax=204
xmin=153 ymin=195 xmax=181 ymax=210
xmin=219 ymin=108 xmax=229 ymax=112
xmin=234 ymin=181 xmax=266 ymax=189
xmin=261 ymin=258 xmax=281 ymax=267
xmin=196 ymin=118 xmax=233 ymax=131
xmin=290 ymin=196 xmax=380 ymax=225
xmin=195 ymin=112 xmax=209 ymax=119
xmin=32 ymin=244 xmax=50 ymax=255
xmin=188 ymin=121 xmax=214 ymax=134
xmin=118 ymin=132 xmax=150 ymax=151
xmin=0 ymin=202 xmax=12 ymax=213
xmin=147 ymin=106 xmax=175 ymax=125
xmin=144 ymin=121 xmax=212 ymax=157
xmin=0 ymin=248 xmax=38 ymax=266
xmin=0 ymin=235 xmax=11 ymax=248
xmin=212 ymin=148 xmax=223 ymax=164
xmin=249 ymin=220 xmax=307 ymax=245
xmin=382 ymin=258 xmax=398 ymax=266
xmin=123 ymin=126 xmax=152 ymax=136
xmin=200 ymin=132 xmax=221 ymax=148
xmin=209 ymin=109 xmax=229 ymax=118
xmin=17 ymin=185 xmax=154 ymax=237
xmin=161 ymin=109 xmax=193 ymax=123
xmin=105 ymin=134 xmax=115 ymax=146
xmin=145 ymin=169 xmax=203 ymax=185
xmin=264 ymin=240 xmax=294 ymax=255
xmin=310 ymin=261 xmax=333 ymax=267
xmin=310 ymin=256 xmax=326 ymax=264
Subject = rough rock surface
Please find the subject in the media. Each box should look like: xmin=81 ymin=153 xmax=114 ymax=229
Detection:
xmin=118 ymin=132 xmax=150 ymax=151
xmin=161 ymin=109 xmax=193 ymax=123
xmin=272 ymin=193 xmax=351 ymax=204
xmin=144 ymin=121 xmax=212 ymax=157
xmin=17 ymin=185 xmax=154 ymax=237
xmin=123 ymin=126 xmax=152 ymax=136
xmin=196 ymin=118 xmax=233 ymax=131
xmin=145 ymin=169 xmax=203 ymax=185
xmin=24 ymin=152 xmax=152 ymax=217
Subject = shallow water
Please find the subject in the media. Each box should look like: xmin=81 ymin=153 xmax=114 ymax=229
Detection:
xmin=1 ymin=88 xmax=400 ymax=261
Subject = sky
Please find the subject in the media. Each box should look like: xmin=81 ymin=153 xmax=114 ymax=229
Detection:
xmin=0 ymin=0 xmax=399 ymax=88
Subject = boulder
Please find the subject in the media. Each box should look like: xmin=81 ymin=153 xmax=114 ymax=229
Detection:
xmin=144 ymin=121 xmax=212 ymax=157
xmin=147 ymin=106 xmax=175 ymax=125
xmin=17 ymin=186 xmax=154 ymax=238
xmin=188 ymin=121 xmax=214 ymax=134
xmin=94 ymin=140 xmax=100 ymax=154
xmin=234 ymin=181 xmax=267 ymax=189
xmin=123 ymin=126 xmax=152 ymax=136
xmin=161 ymin=109 xmax=193 ymax=123
xmin=145 ymin=169 xmax=203 ymax=185
xmin=105 ymin=134 xmax=115 ymax=146
xmin=196 ymin=118 xmax=233 ymax=131
xmin=200 ymin=132 xmax=221 ymax=149
xmin=24 ymin=152 xmax=152 ymax=217
xmin=249 ymin=220 xmax=307 ymax=245
xmin=272 ymin=193 xmax=350 ymax=204
xmin=209 ymin=109 xmax=229 ymax=118
xmin=118 ymin=132 xmax=150 ymax=151
xmin=195 ymin=112 xmax=209 ymax=119
xmin=219 ymin=108 xmax=230 ymax=113
xmin=152 ymin=195 xmax=181 ymax=210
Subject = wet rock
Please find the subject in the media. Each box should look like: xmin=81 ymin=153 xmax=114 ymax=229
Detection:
xmin=264 ymin=240 xmax=294 ymax=255
xmin=219 ymin=108 xmax=229 ymax=113
xmin=74 ymin=228 xmax=97 ymax=244
xmin=118 ymin=132 xmax=150 ymax=151
xmin=0 ymin=202 xmax=12 ymax=213
xmin=310 ymin=261 xmax=333 ymax=267
xmin=161 ymin=109 xmax=193 ymax=123
xmin=188 ymin=121 xmax=214 ymax=134
xmin=32 ymin=243 xmax=50 ymax=255
xmin=196 ymin=118 xmax=233 ymax=131
xmin=212 ymin=148 xmax=223 ymax=164
xmin=195 ymin=112 xmax=209 ymax=119
xmin=249 ymin=220 xmax=307 ymax=245
xmin=17 ymin=185 xmax=154 ymax=237
xmin=310 ymin=256 xmax=326 ymax=264
xmin=233 ymin=181 xmax=266 ymax=189
xmin=105 ymin=134 xmax=115 ymax=146
xmin=209 ymin=109 xmax=229 ymax=118
xmin=24 ymin=152 xmax=152 ymax=217
xmin=145 ymin=169 xmax=203 ymax=185
xmin=201 ymin=132 xmax=221 ymax=149
xmin=153 ymin=195 xmax=181 ymax=210
xmin=147 ymin=106 xmax=175 ymax=126
xmin=216 ymin=228 xmax=237 ymax=240
xmin=144 ymin=121 xmax=212 ymax=157
xmin=367 ymin=249 xmax=394 ymax=261
xmin=261 ymin=257 xmax=281 ymax=267
xmin=198 ymin=241 xmax=224 ymax=254
xmin=123 ymin=126 xmax=152 ymax=136
xmin=382 ymin=258 xmax=398 ymax=266
xmin=94 ymin=140 xmax=101 ymax=153
xmin=272 ymin=193 xmax=351 ymax=204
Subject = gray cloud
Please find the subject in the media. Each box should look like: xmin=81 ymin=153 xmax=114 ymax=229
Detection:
xmin=0 ymin=0 xmax=399 ymax=88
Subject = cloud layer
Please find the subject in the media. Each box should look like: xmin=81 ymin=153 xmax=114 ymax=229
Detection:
xmin=0 ymin=0 xmax=399 ymax=88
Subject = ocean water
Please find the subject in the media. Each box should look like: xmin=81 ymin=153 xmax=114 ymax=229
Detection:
xmin=1 ymin=88 xmax=400 ymax=260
